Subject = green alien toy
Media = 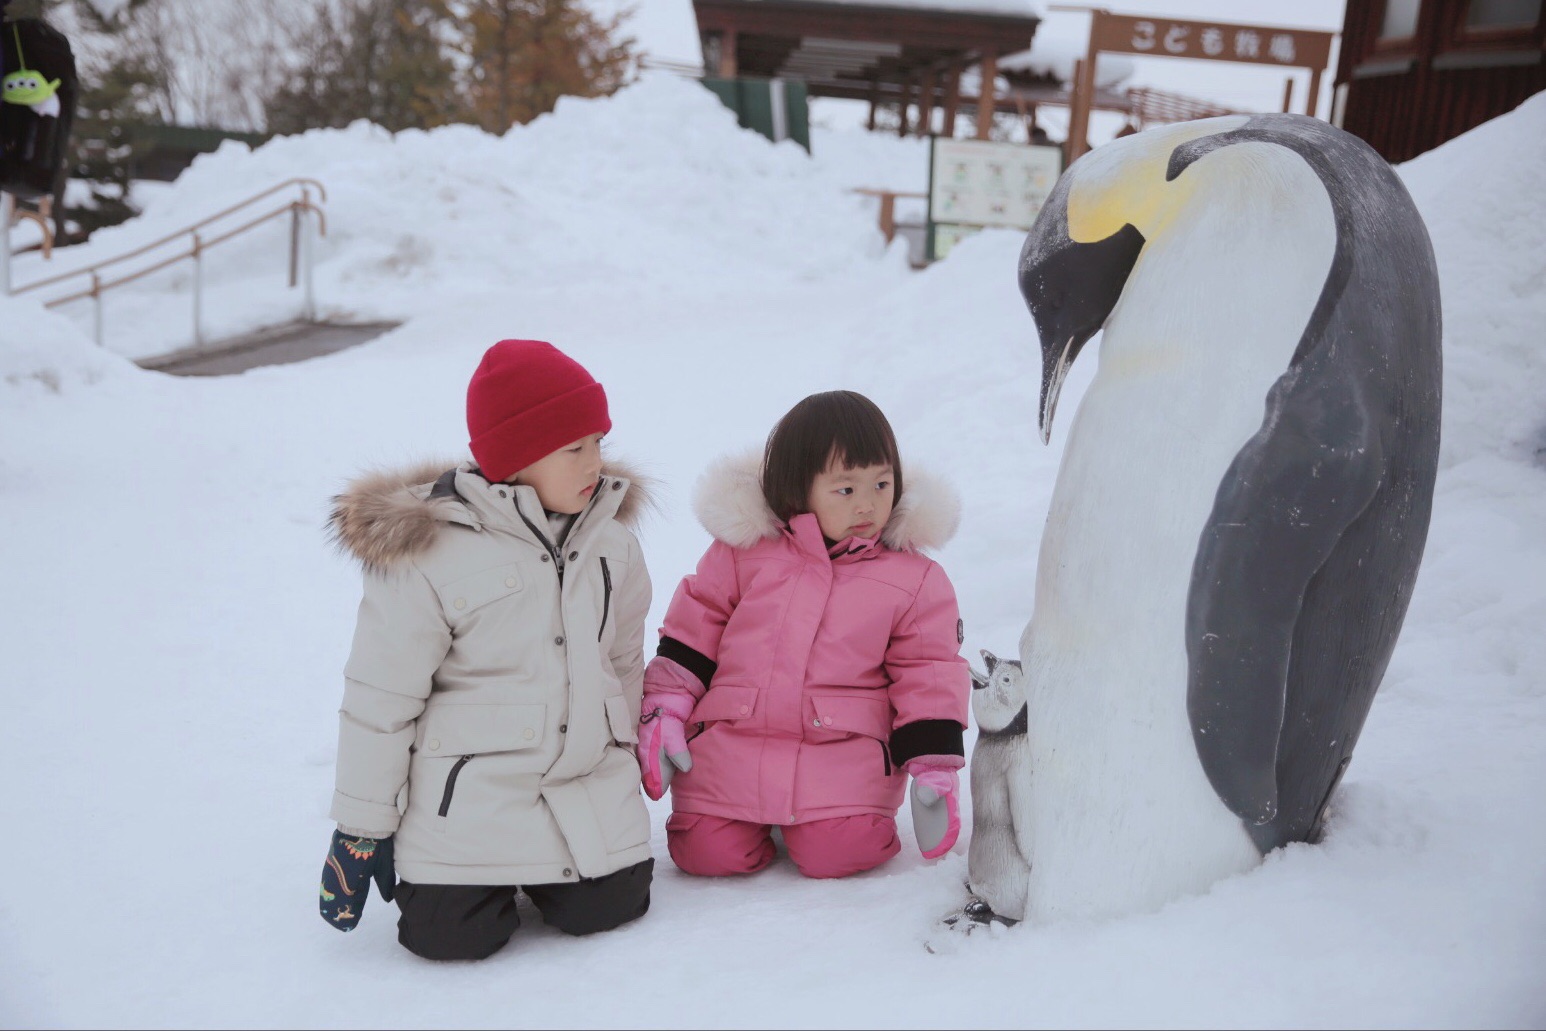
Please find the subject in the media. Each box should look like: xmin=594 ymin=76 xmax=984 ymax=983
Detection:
xmin=3 ymin=25 xmax=60 ymax=117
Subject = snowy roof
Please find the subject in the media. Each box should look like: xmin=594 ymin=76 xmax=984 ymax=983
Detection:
xmin=989 ymin=38 xmax=1137 ymax=87
xmin=998 ymin=18 xmax=1134 ymax=87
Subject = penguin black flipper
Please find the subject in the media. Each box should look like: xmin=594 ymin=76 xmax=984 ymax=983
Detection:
xmin=1186 ymin=363 xmax=1384 ymax=845
xmin=1176 ymin=115 xmax=1442 ymax=855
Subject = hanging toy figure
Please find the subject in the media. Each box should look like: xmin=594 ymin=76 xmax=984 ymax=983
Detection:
xmin=3 ymin=26 xmax=60 ymax=117
xmin=0 ymin=5 xmax=75 ymax=201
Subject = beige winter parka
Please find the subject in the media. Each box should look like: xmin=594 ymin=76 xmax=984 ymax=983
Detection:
xmin=328 ymin=459 xmax=653 ymax=886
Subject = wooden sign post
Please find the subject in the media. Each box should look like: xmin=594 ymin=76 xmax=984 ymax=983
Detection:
xmin=1066 ymin=10 xmax=1336 ymax=164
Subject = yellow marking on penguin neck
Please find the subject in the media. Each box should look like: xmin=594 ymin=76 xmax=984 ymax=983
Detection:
xmin=1066 ymin=118 xmax=1248 ymax=245
xmin=1067 ymin=157 xmax=1166 ymax=244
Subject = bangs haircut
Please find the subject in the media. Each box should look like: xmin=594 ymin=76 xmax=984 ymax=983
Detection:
xmin=761 ymin=390 xmax=904 ymax=523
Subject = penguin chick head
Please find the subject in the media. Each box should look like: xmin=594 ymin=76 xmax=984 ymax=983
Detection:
xmin=971 ymin=649 xmax=1027 ymax=733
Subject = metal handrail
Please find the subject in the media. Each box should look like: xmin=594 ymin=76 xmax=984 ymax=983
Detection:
xmin=12 ymin=177 xmax=326 ymax=296
xmin=6 ymin=177 xmax=327 ymax=348
xmin=40 ymin=199 xmax=325 ymax=306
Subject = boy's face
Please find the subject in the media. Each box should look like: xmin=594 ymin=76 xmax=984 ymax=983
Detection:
xmin=511 ymin=433 xmax=605 ymax=514
xmin=806 ymin=457 xmax=894 ymax=543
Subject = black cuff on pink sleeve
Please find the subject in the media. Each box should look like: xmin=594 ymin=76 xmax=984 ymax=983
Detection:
xmin=889 ymin=719 xmax=965 ymax=767
xmin=657 ymin=636 xmax=716 ymax=690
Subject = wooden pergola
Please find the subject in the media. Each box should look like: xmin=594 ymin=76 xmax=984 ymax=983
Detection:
xmin=692 ymin=0 xmax=1041 ymax=138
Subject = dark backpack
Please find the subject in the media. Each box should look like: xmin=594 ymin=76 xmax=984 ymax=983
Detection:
xmin=1 ymin=10 xmax=76 ymax=201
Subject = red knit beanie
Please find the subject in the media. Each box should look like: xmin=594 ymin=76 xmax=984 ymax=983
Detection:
xmin=466 ymin=340 xmax=611 ymax=483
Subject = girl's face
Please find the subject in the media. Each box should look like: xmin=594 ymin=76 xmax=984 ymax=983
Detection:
xmin=806 ymin=458 xmax=894 ymax=542
xmin=511 ymin=433 xmax=605 ymax=514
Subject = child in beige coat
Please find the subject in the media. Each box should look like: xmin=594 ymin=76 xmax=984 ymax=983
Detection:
xmin=318 ymin=339 xmax=654 ymax=960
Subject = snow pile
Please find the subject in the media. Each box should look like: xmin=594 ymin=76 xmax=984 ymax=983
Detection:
xmin=7 ymin=73 xmax=890 ymax=360
xmin=811 ymin=125 xmax=934 ymax=194
xmin=1397 ymin=89 xmax=1546 ymax=471
xmin=0 ymin=293 xmax=141 ymax=393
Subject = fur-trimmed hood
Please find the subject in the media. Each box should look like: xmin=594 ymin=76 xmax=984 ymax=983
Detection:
xmin=691 ymin=448 xmax=960 ymax=553
xmin=330 ymin=457 xmax=653 ymax=572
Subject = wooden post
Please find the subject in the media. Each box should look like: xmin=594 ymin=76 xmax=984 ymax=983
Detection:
xmin=1 ymin=191 xmax=11 ymax=297
xmin=866 ymin=77 xmax=879 ymax=131
xmin=917 ymin=68 xmax=937 ymax=136
xmin=975 ymin=49 xmax=997 ymax=139
xmin=1281 ymin=77 xmax=1294 ymax=113
xmin=718 ymin=29 xmax=738 ymax=78
xmin=1306 ymin=68 xmax=1321 ymax=117
xmin=942 ymin=62 xmax=961 ymax=138
xmin=898 ymin=75 xmax=914 ymax=137
xmin=1066 ymin=50 xmax=1096 ymax=164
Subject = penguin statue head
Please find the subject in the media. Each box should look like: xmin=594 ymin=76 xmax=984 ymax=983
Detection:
xmin=970 ymin=649 xmax=1026 ymax=734
xmin=1018 ymin=117 xmax=1262 ymax=443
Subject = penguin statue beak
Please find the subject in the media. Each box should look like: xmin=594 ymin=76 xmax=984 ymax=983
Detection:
xmin=1018 ymin=182 xmax=1146 ymax=444
xmin=1039 ymin=336 xmax=1078 ymax=446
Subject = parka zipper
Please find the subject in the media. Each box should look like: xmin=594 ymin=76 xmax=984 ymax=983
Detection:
xmin=597 ymin=557 xmax=612 ymax=640
xmin=514 ymin=509 xmax=565 ymax=581
xmin=438 ymin=755 xmax=474 ymax=817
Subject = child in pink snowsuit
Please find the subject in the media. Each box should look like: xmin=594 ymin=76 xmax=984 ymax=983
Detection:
xmin=638 ymin=390 xmax=971 ymax=879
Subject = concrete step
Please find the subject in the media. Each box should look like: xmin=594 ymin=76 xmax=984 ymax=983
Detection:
xmin=138 ymin=319 xmax=400 ymax=377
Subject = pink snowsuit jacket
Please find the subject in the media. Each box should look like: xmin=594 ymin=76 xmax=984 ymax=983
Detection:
xmin=647 ymin=450 xmax=971 ymax=827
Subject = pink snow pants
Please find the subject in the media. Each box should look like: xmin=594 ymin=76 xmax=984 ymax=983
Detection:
xmin=666 ymin=812 xmax=900 ymax=879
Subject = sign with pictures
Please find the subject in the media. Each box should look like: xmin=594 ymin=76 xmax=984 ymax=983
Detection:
xmin=927 ymin=137 xmax=1063 ymax=262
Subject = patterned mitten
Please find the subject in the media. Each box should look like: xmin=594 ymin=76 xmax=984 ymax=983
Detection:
xmin=905 ymin=756 xmax=964 ymax=860
xmin=318 ymin=830 xmax=395 ymax=931
xmin=638 ymin=691 xmax=695 ymax=800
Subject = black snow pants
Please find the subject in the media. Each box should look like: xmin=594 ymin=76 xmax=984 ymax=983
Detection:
xmin=394 ymin=858 xmax=653 ymax=960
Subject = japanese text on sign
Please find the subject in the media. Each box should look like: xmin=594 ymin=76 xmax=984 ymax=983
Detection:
xmin=1091 ymin=13 xmax=1332 ymax=70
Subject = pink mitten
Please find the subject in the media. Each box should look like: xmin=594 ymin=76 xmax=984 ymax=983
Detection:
xmin=638 ymin=692 xmax=695 ymax=800
xmin=904 ymin=756 xmax=963 ymax=860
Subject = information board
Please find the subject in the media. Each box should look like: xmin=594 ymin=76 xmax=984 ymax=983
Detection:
xmin=927 ymin=137 xmax=1062 ymax=261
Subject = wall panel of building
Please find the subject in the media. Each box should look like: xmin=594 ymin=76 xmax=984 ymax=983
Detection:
xmin=1337 ymin=0 xmax=1544 ymax=162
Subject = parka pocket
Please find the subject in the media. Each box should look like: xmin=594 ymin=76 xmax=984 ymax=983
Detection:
xmin=438 ymin=754 xmax=474 ymax=817
xmin=416 ymin=703 xmax=547 ymax=757
xmin=597 ymin=557 xmax=612 ymax=641
xmin=416 ymin=703 xmax=547 ymax=820
xmin=803 ymin=692 xmax=893 ymax=743
xmin=433 ymin=563 xmax=525 ymax=622
xmin=689 ymin=684 xmax=760 ymax=725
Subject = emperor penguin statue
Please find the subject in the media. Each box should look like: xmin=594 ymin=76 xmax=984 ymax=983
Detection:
xmin=965 ymin=113 xmax=1442 ymax=925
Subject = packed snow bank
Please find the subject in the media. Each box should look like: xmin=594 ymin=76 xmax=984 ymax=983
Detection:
xmin=1398 ymin=89 xmax=1546 ymax=471
xmin=7 ymin=73 xmax=893 ymax=361
xmin=0 ymin=294 xmax=141 ymax=393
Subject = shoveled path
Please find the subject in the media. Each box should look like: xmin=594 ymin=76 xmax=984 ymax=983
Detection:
xmin=138 ymin=320 xmax=400 ymax=377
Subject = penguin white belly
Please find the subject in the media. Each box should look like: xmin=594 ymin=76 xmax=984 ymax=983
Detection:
xmin=1019 ymin=170 xmax=1336 ymax=922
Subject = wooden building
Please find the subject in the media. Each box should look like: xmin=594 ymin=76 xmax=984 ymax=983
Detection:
xmin=691 ymin=0 xmax=1041 ymax=138
xmin=1335 ymin=0 xmax=1545 ymax=162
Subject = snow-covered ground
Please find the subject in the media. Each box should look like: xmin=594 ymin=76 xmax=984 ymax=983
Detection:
xmin=1 ymin=74 xmax=1543 ymax=1028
